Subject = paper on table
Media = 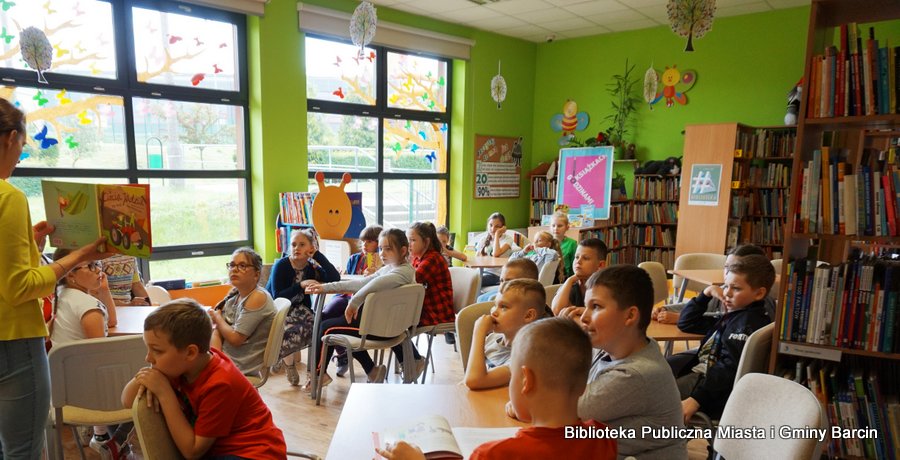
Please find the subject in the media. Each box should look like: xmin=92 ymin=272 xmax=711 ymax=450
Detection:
xmin=452 ymin=426 xmax=520 ymax=459
xmin=377 ymin=415 xmax=519 ymax=460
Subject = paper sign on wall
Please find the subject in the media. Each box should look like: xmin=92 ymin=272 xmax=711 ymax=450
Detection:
xmin=474 ymin=134 xmax=522 ymax=199
xmin=556 ymin=146 xmax=614 ymax=220
xmin=687 ymin=164 xmax=722 ymax=206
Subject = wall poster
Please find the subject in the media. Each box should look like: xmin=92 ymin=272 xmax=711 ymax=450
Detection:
xmin=556 ymin=146 xmax=614 ymax=220
xmin=687 ymin=163 xmax=722 ymax=206
xmin=474 ymin=134 xmax=522 ymax=199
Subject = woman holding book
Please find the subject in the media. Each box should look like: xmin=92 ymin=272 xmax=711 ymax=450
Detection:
xmin=0 ymin=99 xmax=110 ymax=458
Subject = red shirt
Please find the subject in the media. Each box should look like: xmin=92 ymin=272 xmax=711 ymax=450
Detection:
xmin=471 ymin=420 xmax=616 ymax=460
xmin=173 ymin=349 xmax=286 ymax=459
xmin=411 ymin=249 xmax=455 ymax=326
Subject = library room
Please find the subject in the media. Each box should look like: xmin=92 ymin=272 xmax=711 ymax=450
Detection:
xmin=1 ymin=0 xmax=898 ymax=459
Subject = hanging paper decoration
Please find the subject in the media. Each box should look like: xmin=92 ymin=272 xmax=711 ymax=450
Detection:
xmin=667 ymin=0 xmax=716 ymax=52
xmin=19 ymin=27 xmax=53 ymax=84
xmin=64 ymin=136 xmax=79 ymax=149
xmin=33 ymin=125 xmax=58 ymax=149
xmin=491 ymin=60 xmax=507 ymax=110
xmin=550 ymin=100 xmax=589 ymax=146
xmin=349 ymin=1 xmax=377 ymax=60
xmin=643 ymin=65 xmax=658 ymax=110
xmin=649 ymin=65 xmax=697 ymax=108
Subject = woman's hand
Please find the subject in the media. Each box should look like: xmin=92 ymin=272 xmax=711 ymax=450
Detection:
xmin=305 ymin=283 xmax=325 ymax=294
xmin=75 ymin=236 xmax=115 ymax=262
xmin=32 ymin=221 xmax=54 ymax=251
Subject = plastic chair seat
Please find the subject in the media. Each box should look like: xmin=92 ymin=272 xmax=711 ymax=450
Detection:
xmin=58 ymin=406 xmax=132 ymax=426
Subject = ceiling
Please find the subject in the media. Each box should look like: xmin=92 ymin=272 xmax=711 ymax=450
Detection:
xmin=367 ymin=0 xmax=810 ymax=43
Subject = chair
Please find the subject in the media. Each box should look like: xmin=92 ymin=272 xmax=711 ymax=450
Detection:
xmin=770 ymin=259 xmax=782 ymax=305
xmin=145 ymin=284 xmax=172 ymax=305
xmin=246 ymin=297 xmax=291 ymax=388
xmin=455 ymin=301 xmax=494 ymax=370
xmin=544 ymin=284 xmax=562 ymax=309
xmin=713 ymin=373 xmax=828 ymax=460
xmin=687 ymin=322 xmax=775 ymax=455
xmin=259 ymin=263 xmax=274 ymax=289
xmin=638 ymin=261 xmax=669 ymax=305
xmin=45 ymin=335 xmax=147 ymax=460
xmin=132 ymin=392 xmax=322 ymax=460
xmin=537 ymin=258 xmax=560 ymax=286
xmin=672 ymin=253 xmax=727 ymax=301
xmin=316 ymin=284 xmax=425 ymax=404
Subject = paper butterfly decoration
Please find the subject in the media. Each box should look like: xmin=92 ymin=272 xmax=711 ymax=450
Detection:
xmin=18 ymin=151 xmax=29 ymax=163
xmin=424 ymin=151 xmax=436 ymax=163
xmin=0 ymin=27 xmax=14 ymax=44
xmin=19 ymin=27 xmax=53 ymax=84
xmin=491 ymin=60 xmax=507 ymax=110
xmin=33 ymin=91 xmax=48 ymax=106
xmin=194 ymin=37 xmax=203 ymax=47
xmin=33 ymin=125 xmax=58 ymax=149
xmin=77 ymin=110 xmax=92 ymax=125
xmin=56 ymin=89 xmax=71 ymax=104
xmin=53 ymin=44 xmax=69 ymax=58
xmin=333 ymin=87 xmax=345 ymax=99
xmin=42 ymin=1 xmax=55 ymax=14
xmin=349 ymin=2 xmax=377 ymax=60
xmin=0 ymin=0 xmax=15 ymax=12
xmin=64 ymin=135 xmax=78 ymax=149
xmin=168 ymin=35 xmax=182 ymax=44
xmin=410 ymin=144 xmax=419 ymax=153
xmin=418 ymin=131 xmax=427 ymax=141
xmin=191 ymin=73 xmax=205 ymax=86
xmin=213 ymin=64 xmax=223 ymax=74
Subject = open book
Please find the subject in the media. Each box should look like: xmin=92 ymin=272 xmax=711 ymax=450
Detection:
xmin=376 ymin=415 xmax=519 ymax=459
xmin=42 ymin=180 xmax=152 ymax=257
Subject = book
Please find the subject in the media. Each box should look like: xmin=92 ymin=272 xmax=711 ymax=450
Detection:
xmin=376 ymin=415 xmax=519 ymax=460
xmin=42 ymin=180 xmax=152 ymax=258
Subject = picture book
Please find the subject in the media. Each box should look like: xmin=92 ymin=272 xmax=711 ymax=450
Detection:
xmin=376 ymin=415 xmax=519 ymax=460
xmin=41 ymin=180 xmax=152 ymax=258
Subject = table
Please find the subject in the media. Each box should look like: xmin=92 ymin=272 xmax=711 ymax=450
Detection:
xmin=647 ymin=320 xmax=704 ymax=356
xmin=326 ymin=384 xmax=525 ymax=459
xmin=463 ymin=256 xmax=507 ymax=277
xmin=108 ymin=306 xmax=158 ymax=336
xmin=669 ymin=269 xmax=781 ymax=303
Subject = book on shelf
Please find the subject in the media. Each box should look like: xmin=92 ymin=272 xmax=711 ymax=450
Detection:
xmin=41 ymin=180 xmax=152 ymax=257
xmin=279 ymin=192 xmax=314 ymax=226
xmin=375 ymin=414 xmax=519 ymax=460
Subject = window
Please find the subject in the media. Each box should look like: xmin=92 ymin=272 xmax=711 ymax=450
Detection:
xmin=305 ymin=36 xmax=450 ymax=229
xmin=3 ymin=0 xmax=250 ymax=282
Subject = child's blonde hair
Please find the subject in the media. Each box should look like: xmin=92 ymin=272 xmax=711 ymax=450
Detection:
xmin=535 ymin=231 xmax=565 ymax=282
xmin=512 ymin=317 xmax=591 ymax=395
xmin=552 ymin=212 xmax=569 ymax=225
xmin=499 ymin=278 xmax=546 ymax=314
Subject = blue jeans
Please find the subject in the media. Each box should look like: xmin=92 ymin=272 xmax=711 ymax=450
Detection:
xmin=0 ymin=338 xmax=51 ymax=460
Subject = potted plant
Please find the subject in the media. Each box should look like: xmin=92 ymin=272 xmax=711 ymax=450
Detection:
xmin=611 ymin=172 xmax=627 ymax=200
xmin=605 ymin=59 xmax=640 ymax=160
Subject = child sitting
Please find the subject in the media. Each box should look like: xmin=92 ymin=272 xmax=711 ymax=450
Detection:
xmin=576 ymin=265 xmax=688 ymax=459
xmin=210 ymin=247 xmax=276 ymax=377
xmin=265 ymin=228 xmax=340 ymax=385
xmin=551 ymin=238 xmax=607 ymax=318
xmin=378 ymin=318 xmax=617 ymax=460
xmin=509 ymin=230 xmax=564 ymax=284
xmin=474 ymin=212 xmax=520 ymax=287
xmin=675 ymin=254 xmax=774 ymax=422
xmin=465 ymin=279 xmax=545 ymax=390
xmin=550 ymin=212 xmax=577 ymax=278
xmin=122 ymin=300 xmax=287 ymax=459
xmin=436 ymin=225 xmax=467 ymax=266
xmin=476 ymin=258 xmax=539 ymax=303
xmin=306 ymin=228 xmax=415 ymax=387
xmin=50 ymin=249 xmax=130 ymax=459
xmin=322 ymin=225 xmax=382 ymax=378
xmin=101 ymin=254 xmax=151 ymax=306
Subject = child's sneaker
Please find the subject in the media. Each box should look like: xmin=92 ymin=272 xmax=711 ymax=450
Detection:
xmin=89 ymin=434 xmax=130 ymax=460
xmin=335 ymin=355 xmax=350 ymax=377
xmin=285 ymin=364 xmax=300 ymax=386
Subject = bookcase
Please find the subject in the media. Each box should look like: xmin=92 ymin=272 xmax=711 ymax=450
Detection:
xmin=276 ymin=192 xmax=314 ymax=258
xmin=527 ymin=200 xmax=632 ymax=265
xmin=770 ymin=2 xmax=900 ymax=458
xmin=528 ymin=162 xmax=558 ymax=226
xmin=631 ymin=174 xmax=679 ymax=270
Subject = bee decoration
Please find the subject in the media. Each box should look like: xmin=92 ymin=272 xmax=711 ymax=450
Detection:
xmin=550 ymin=99 xmax=590 ymax=146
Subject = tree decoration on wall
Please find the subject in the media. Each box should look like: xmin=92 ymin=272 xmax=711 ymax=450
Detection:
xmin=550 ymin=100 xmax=589 ymax=146
xmin=643 ymin=64 xmax=659 ymax=110
xmin=667 ymin=0 xmax=716 ymax=52
xmin=490 ymin=60 xmax=507 ymax=110
xmin=20 ymin=27 xmax=53 ymax=84
xmin=349 ymin=1 xmax=377 ymax=60
xmin=649 ymin=65 xmax=697 ymax=108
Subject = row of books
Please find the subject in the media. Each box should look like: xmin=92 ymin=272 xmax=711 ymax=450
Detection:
xmin=631 ymin=225 xmax=675 ymax=248
xmin=629 ymin=247 xmax=675 ymax=271
xmin=631 ymin=202 xmax=677 ymax=224
xmin=807 ymin=23 xmax=899 ymax=118
xmin=582 ymin=226 xmax=631 ymax=251
xmin=530 ymin=176 xmax=557 ymax=200
xmin=279 ymin=192 xmax=314 ymax=225
xmin=742 ymin=218 xmax=784 ymax=247
xmin=735 ymin=128 xmax=796 ymax=159
xmin=780 ymin=253 xmax=899 ymax=354
xmin=633 ymin=176 xmax=680 ymax=201
xmin=795 ymin=145 xmax=900 ymax=236
xmin=606 ymin=248 xmax=631 ymax=265
xmin=785 ymin=360 xmax=899 ymax=460
xmin=531 ymin=200 xmax=556 ymax=221
xmin=747 ymin=163 xmax=792 ymax=188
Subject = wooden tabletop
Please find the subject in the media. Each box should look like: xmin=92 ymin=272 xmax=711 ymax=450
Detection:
xmin=647 ymin=320 xmax=704 ymax=341
xmin=326 ymin=384 xmax=525 ymax=459
xmin=668 ymin=269 xmax=724 ymax=286
xmin=108 ymin=306 xmax=158 ymax=336
xmin=463 ymin=256 xmax=508 ymax=269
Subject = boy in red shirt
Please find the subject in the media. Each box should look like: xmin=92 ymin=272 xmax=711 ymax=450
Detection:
xmin=122 ymin=300 xmax=286 ymax=460
xmin=378 ymin=318 xmax=616 ymax=460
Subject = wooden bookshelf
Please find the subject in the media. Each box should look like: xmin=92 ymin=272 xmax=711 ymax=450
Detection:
xmin=630 ymin=174 xmax=679 ymax=270
xmin=528 ymin=161 xmax=557 ymax=226
xmin=528 ymin=200 xmax=633 ymax=266
xmin=770 ymin=3 xmax=900 ymax=458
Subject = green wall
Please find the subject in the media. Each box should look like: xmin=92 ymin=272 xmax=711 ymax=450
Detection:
xmin=531 ymin=7 xmax=809 ymax=178
xmin=248 ymin=1 xmax=536 ymax=259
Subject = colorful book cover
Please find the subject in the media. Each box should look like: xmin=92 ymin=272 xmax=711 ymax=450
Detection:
xmin=42 ymin=180 xmax=152 ymax=258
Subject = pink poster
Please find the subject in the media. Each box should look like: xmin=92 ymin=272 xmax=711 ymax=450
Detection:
xmin=556 ymin=147 xmax=614 ymax=219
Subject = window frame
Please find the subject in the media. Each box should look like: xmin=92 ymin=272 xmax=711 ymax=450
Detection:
xmin=4 ymin=0 xmax=252 ymax=279
xmin=305 ymin=34 xmax=451 ymax=227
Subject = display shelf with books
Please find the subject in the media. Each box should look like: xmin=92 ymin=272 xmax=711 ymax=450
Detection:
xmin=770 ymin=3 xmax=900 ymax=457
xmin=276 ymin=191 xmax=315 ymax=257
xmin=528 ymin=161 xmax=558 ymax=226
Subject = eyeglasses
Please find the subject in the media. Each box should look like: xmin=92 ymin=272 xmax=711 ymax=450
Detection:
xmin=226 ymin=262 xmax=255 ymax=272
xmin=75 ymin=262 xmax=102 ymax=273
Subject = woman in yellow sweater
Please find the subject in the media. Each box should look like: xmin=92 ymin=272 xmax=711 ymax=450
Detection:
xmin=0 ymin=99 xmax=109 ymax=459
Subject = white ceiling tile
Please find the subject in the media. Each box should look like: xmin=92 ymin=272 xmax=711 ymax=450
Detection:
xmin=585 ymin=9 xmax=648 ymax=24
xmin=497 ymin=24 xmax=553 ymax=36
xmin=514 ymin=8 xmax=579 ymax=23
xmin=716 ymin=2 xmax=772 ymax=17
xmin=604 ymin=18 xmax=660 ymax=32
xmin=564 ymin=0 xmax=630 ymax=16
xmin=635 ymin=5 xmax=669 ymax=21
xmin=622 ymin=0 xmax=668 ymax=7
xmin=561 ymin=25 xmax=610 ymax=38
xmin=467 ymin=14 xmax=530 ymax=29
xmin=485 ymin=0 xmax=554 ymax=14
xmin=544 ymin=0 xmax=597 ymax=6
xmin=766 ymin=0 xmax=810 ymax=8
xmin=369 ymin=0 xmax=405 ymax=5
xmin=440 ymin=7 xmax=505 ymax=22
xmin=540 ymin=16 xmax=597 ymax=32
xmin=400 ymin=0 xmax=479 ymax=13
